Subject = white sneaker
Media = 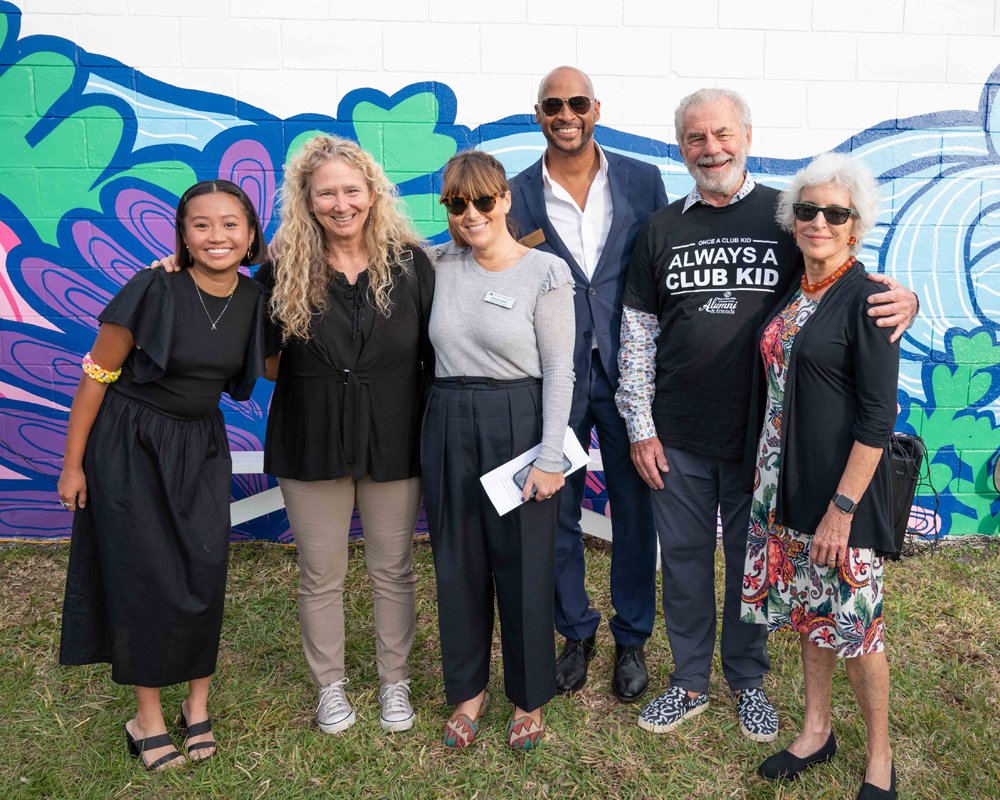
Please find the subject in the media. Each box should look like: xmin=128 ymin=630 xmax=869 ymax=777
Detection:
xmin=317 ymin=678 xmax=355 ymax=734
xmin=379 ymin=679 xmax=415 ymax=732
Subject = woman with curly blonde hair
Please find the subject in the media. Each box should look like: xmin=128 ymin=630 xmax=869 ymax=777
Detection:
xmin=258 ymin=134 xmax=435 ymax=735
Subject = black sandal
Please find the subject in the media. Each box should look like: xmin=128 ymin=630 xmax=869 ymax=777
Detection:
xmin=179 ymin=706 xmax=217 ymax=761
xmin=124 ymin=724 xmax=184 ymax=771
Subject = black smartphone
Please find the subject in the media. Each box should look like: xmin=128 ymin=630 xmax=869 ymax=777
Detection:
xmin=512 ymin=455 xmax=573 ymax=496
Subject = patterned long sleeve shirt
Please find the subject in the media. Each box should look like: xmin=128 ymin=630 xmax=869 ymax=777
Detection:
xmin=615 ymin=306 xmax=660 ymax=443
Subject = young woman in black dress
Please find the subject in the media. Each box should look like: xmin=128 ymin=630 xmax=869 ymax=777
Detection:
xmin=58 ymin=180 xmax=272 ymax=770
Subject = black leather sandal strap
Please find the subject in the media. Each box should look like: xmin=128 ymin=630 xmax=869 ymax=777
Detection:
xmin=146 ymin=749 xmax=183 ymax=771
xmin=184 ymin=718 xmax=213 ymax=737
xmin=186 ymin=741 xmax=217 ymax=753
xmin=136 ymin=732 xmax=175 ymax=751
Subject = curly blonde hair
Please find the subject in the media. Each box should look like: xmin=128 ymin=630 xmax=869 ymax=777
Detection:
xmin=270 ymin=135 xmax=420 ymax=341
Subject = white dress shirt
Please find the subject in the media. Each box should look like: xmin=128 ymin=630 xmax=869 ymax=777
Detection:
xmin=541 ymin=144 xmax=614 ymax=282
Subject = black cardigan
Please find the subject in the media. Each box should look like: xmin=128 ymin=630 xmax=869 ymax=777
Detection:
xmin=743 ymin=263 xmax=900 ymax=554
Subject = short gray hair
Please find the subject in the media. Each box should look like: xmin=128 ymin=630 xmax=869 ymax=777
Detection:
xmin=674 ymin=88 xmax=752 ymax=140
xmin=776 ymin=152 xmax=880 ymax=254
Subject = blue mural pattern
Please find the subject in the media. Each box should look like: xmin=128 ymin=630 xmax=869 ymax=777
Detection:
xmin=0 ymin=3 xmax=996 ymax=540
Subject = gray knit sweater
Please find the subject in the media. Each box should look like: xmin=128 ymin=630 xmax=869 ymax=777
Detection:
xmin=425 ymin=243 xmax=576 ymax=471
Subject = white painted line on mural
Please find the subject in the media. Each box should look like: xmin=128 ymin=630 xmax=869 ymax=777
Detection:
xmin=933 ymin=191 xmax=980 ymax=324
xmin=89 ymin=79 xmax=232 ymax=128
xmin=136 ymin=129 xmax=198 ymax=141
xmin=488 ymin=145 xmax=547 ymax=155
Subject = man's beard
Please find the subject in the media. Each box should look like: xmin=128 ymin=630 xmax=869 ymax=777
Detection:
xmin=687 ymin=147 xmax=748 ymax=196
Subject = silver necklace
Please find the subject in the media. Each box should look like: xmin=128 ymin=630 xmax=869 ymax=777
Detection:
xmin=189 ymin=270 xmax=238 ymax=331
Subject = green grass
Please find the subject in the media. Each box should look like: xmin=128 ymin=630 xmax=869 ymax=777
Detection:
xmin=1 ymin=539 xmax=998 ymax=799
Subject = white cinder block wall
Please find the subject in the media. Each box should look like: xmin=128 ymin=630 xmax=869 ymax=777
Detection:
xmin=16 ymin=0 xmax=1000 ymax=157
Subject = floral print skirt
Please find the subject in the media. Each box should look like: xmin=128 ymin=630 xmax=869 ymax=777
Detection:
xmin=741 ymin=521 xmax=885 ymax=658
xmin=739 ymin=290 xmax=885 ymax=659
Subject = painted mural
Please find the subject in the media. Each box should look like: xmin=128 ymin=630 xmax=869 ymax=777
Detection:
xmin=0 ymin=3 xmax=996 ymax=542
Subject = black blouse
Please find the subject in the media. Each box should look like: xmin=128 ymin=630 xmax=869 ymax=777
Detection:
xmin=102 ymin=268 xmax=270 ymax=419
xmin=256 ymin=248 xmax=434 ymax=482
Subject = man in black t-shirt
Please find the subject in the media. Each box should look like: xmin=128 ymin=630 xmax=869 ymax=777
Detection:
xmin=616 ymin=88 xmax=918 ymax=742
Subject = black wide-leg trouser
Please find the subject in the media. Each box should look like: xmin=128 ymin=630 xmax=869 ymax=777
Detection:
xmin=421 ymin=377 xmax=557 ymax=712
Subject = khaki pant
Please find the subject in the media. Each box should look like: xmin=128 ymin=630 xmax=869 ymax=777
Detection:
xmin=279 ymin=475 xmax=421 ymax=687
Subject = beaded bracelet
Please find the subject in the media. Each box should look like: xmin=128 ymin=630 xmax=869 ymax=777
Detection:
xmin=82 ymin=352 xmax=121 ymax=384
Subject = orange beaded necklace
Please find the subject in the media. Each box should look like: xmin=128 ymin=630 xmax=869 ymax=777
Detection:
xmin=801 ymin=255 xmax=856 ymax=294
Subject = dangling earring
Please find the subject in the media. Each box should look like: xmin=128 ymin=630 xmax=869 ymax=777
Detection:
xmin=246 ymin=244 xmax=252 ymax=260
xmin=848 ymin=236 xmax=857 ymax=246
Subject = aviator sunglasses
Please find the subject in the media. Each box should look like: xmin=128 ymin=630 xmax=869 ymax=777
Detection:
xmin=792 ymin=202 xmax=855 ymax=226
xmin=537 ymin=96 xmax=595 ymax=116
xmin=440 ymin=193 xmax=502 ymax=216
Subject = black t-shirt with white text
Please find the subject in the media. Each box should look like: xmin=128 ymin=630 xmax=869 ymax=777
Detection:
xmin=622 ymin=185 xmax=800 ymax=459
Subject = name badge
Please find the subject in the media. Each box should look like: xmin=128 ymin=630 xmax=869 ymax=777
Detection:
xmin=483 ymin=291 xmax=516 ymax=309
xmin=520 ymin=228 xmax=546 ymax=248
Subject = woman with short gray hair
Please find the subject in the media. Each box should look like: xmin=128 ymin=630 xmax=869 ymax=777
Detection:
xmin=740 ymin=152 xmax=899 ymax=798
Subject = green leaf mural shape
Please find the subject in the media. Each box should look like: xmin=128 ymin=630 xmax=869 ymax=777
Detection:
xmin=285 ymin=94 xmax=455 ymax=240
xmin=353 ymin=93 xmax=457 ymax=184
xmin=353 ymin=92 xmax=455 ymax=240
xmin=0 ymin=46 xmax=194 ymax=244
xmin=902 ymin=329 xmax=1000 ymax=535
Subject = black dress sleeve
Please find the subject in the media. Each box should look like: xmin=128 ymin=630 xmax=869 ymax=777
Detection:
xmin=223 ymin=279 xmax=272 ymax=401
xmin=251 ymin=260 xmax=283 ymax=356
xmin=98 ymin=268 xmax=175 ymax=383
xmin=412 ymin=247 xmax=436 ymax=384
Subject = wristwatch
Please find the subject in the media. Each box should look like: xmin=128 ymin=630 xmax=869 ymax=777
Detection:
xmin=831 ymin=492 xmax=858 ymax=514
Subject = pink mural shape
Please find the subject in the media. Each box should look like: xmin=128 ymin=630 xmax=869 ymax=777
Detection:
xmin=0 ymin=222 xmax=58 ymax=332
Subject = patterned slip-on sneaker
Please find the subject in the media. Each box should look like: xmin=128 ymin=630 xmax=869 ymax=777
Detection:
xmin=637 ymin=685 xmax=709 ymax=734
xmin=734 ymin=687 xmax=779 ymax=743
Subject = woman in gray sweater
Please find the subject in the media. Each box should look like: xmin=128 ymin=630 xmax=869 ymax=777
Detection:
xmin=423 ymin=150 xmax=575 ymax=750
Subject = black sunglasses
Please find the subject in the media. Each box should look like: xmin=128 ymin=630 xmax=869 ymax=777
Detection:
xmin=537 ymin=96 xmax=595 ymax=117
xmin=792 ymin=202 xmax=855 ymax=226
xmin=440 ymin=194 xmax=501 ymax=216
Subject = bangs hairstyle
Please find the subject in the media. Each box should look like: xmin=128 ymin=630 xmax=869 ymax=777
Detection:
xmin=270 ymin=135 xmax=421 ymax=342
xmin=439 ymin=150 xmax=517 ymax=248
xmin=776 ymin=152 xmax=881 ymax=255
xmin=175 ymin=179 xmax=267 ymax=269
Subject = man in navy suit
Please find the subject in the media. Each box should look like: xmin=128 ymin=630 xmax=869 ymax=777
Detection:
xmin=507 ymin=66 xmax=668 ymax=702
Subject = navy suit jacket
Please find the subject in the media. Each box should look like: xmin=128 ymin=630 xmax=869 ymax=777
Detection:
xmin=508 ymin=149 xmax=668 ymax=389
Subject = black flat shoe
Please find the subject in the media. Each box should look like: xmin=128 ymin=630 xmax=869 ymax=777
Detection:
xmin=758 ymin=731 xmax=837 ymax=781
xmin=555 ymin=635 xmax=596 ymax=694
xmin=124 ymin=724 xmax=184 ymax=772
xmin=856 ymin=764 xmax=896 ymax=799
xmin=612 ymin=644 xmax=648 ymax=703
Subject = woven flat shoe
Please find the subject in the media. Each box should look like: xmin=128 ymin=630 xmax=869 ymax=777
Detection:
xmin=507 ymin=712 xmax=543 ymax=751
xmin=443 ymin=692 xmax=489 ymax=749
